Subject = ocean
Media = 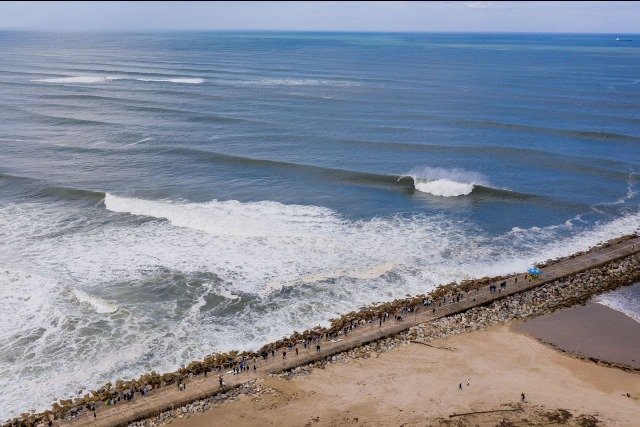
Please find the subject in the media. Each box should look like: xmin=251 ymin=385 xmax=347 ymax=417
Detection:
xmin=0 ymin=31 xmax=638 ymax=419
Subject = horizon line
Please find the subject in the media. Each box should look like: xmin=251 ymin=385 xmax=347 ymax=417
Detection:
xmin=0 ymin=28 xmax=638 ymax=35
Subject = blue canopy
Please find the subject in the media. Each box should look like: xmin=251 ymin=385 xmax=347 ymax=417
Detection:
xmin=527 ymin=266 xmax=542 ymax=275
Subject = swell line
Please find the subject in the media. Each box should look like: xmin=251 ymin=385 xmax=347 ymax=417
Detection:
xmin=460 ymin=119 xmax=640 ymax=143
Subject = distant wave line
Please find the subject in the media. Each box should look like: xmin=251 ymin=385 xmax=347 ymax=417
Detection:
xmin=459 ymin=119 xmax=640 ymax=143
xmin=33 ymin=76 xmax=204 ymax=84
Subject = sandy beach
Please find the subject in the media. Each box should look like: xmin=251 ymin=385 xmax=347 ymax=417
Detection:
xmin=173 ymin=324 xmax=640 ymax=427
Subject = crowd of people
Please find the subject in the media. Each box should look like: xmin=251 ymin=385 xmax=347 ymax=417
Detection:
xmin=82 ymin=272 xmax=531 ymax=423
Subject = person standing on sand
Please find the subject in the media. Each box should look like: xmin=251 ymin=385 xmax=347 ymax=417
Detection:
xmin=219 ymin=375 xmax=223 ymax=387
xmin=458 ymin=383 xmax=462 ymax=390
xmin=521 ymin=392 xmax=525 ymax=402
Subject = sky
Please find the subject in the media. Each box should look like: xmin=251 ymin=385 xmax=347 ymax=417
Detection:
xmin=0 ymin=1 xmax=638 ymax=33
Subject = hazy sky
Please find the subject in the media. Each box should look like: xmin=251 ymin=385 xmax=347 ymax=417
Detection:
xmin=0 ymin=1 xmax=639 ymax=33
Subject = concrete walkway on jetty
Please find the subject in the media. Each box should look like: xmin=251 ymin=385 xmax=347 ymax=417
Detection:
xmin=62 ymin=236 xmax=640 ymax=427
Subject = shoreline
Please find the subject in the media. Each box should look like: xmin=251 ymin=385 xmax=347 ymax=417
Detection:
xmin=515 ymin=298 xmax=640 ymax=371
xmin=6 ymin=234 xmax=640 ymax=426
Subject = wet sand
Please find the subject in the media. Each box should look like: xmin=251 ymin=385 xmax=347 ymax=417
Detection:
xmin=173 ymin=326 xmax=640 ymax=426
xmin=516 ymin=301 xmax=640 ymax=369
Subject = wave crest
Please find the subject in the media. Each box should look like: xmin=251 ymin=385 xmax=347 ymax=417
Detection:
xmin=72 ymin=289 xmax=118 ymax=314
xmin=36 ymin=76 xmax=114 ymax=83
xmin=136 ymin=77 xmax=204 ymax=84
xmin=103 ymin=193 xmax=338 ymax=237
xmin=404 ymin=167 xmax=487 ymax=197
xmin=414 ymin=178 xmax=475 ymax=197
xmin=34 ymin=75 xmax=204 ymax=85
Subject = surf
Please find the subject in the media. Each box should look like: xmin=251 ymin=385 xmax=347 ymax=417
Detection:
xmin=135 ymin=77 xmax=204 ymax=84
xmin=34 ymin=75 xmax=204 ymax=84
xmin=402 ymin=167 xmax=487 ymax=197
xmin=72 ymin=289 xmax=119 ymax=314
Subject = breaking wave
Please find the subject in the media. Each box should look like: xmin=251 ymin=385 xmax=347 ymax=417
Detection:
xmin=403 ymin=167 xmax=488 ymax=197
xmin=157 ymin=148 xmax=561 ymax=203
xmin=415 ymin=179 xmax=475 ymax=197
xmin=72 ymin=289 xmax=119 ymax=314
xmin=103 ymin=193 xmax=339 ymax=238
xmin=35 ymin=76 xmax=116 ymax=84
xmin=34 ymin=75 xmax=204 ymax=84
xmin=252 ymin=78 xmax=359 ymax=87
xmin=135 ymin=77 xmax=204 ymax=84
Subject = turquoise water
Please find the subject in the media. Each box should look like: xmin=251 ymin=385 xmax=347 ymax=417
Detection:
xmin=0 ymin=31 xmax=638 ymax=418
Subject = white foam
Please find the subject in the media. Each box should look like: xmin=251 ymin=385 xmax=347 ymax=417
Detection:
xmin=35 ymin=76 xmax=115 ymax=84
xmin=415 ymin=178 xmax=475 ymax=197
xmin=34 ymin=76 xmax=204 ymax=85
xmin=136 ymin=77 xmax=204 ymax=84
xmin=214 ymin=287 xmax=241 ymax=300
xmin=73 ymin=289 xmax=118 ymax=314
xmin=265 ymin=262 xmax=396 ymax=292
xmin=104 ymin=193 xmax=339 ymax=238
xmin=253 ymin=78 xmax=358 ymax=87
xmin=404 ymin=166 xmax=487 ymax=197
xmin=613 ymin=172 xmax=638 ymax=204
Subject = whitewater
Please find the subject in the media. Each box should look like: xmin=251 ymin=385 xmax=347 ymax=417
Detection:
xmin=35 ymin=75 xmax=204 ymax=84
xmin=2 ymin=191 xmax=639 ymax=418
xmin=402 ymin=167 xmax=489 ymax=197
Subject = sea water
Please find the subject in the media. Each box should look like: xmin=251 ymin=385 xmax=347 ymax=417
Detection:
xmin=0 ymin=31 xmax=639 ymax=419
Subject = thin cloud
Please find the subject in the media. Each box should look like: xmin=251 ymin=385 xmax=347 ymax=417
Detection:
xmin=464 ymin=1 xmax=495 ymax=9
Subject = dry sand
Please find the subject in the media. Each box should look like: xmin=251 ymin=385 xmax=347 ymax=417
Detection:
xmin=172 ymin=325 xmax=640 ymax=426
